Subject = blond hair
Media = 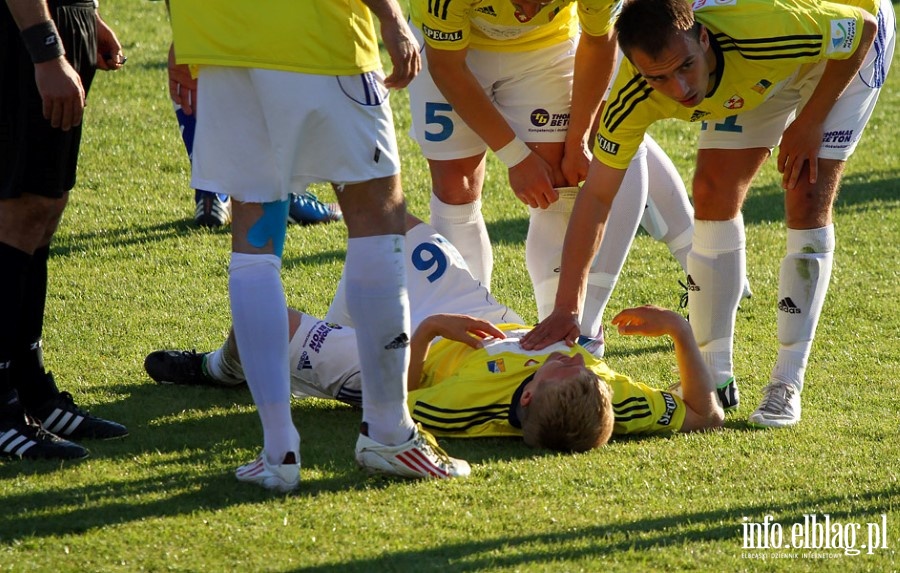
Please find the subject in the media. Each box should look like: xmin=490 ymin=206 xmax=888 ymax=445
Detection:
xmin=521 ymin=370 xmax=614 ymax=453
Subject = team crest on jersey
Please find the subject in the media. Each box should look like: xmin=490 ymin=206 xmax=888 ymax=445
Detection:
xmin=474 ymin=5 xmax=497 ymax=16
xmin=751 ymin=79 xmax=772 ymax=94
xmin=487 ymin=359 xmax=506 ymax=373
xmin=828 ymin=19 xmax=857 ymax=54
xmin=724 ymin=95 xmax=744 ymax=110
xmin=690 ymin=110 xmax=711 ymax=122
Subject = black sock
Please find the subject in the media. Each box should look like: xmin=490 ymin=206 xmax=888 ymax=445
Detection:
xmin=0 ymin=242 xmax=30 ymax=397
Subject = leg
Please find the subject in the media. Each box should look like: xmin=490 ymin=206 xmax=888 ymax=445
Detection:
xmin=642 ymin=136 xmax=693 ymax=273
xmin=228 ymin=199 xmax=299 ymax=470
xmin=750 ymin=160 xmax=842 ymax=428
xmin=689 ymin=148 xmax=769 ymax=408
xmin=427 ymin=155 xmax=492 ymax=287
xmin=172 ymin=103 xmax=232 ymax=228
xmin=336 ymin=174 xmax=415 ymax=447
xmin=579 ymin=147 xmax=650 ymax=340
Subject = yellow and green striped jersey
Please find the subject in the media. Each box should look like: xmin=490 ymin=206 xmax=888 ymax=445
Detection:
xmin=169 ymin=0 xmax=382 ymax=75
xmin=594 ymin=0 xmax=871 ymax=168
xmin=407 ymin=325 xmax=685 ymax=438
xmin=410 ymin=0 xmax=621 ymax=53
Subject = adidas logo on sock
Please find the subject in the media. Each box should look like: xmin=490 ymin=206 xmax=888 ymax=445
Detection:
xmin=384 ymin=333 xmax=410 ymax=350
xmin=778 ymin=297 xmax=802 ymax=314
xmin=685 ymin=275 xmax=700 ymax=292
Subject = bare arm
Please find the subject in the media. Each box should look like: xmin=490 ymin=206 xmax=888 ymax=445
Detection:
xmin=561 ymin=30 xmax=617 ymax=186
xmin=362 ymin=0 xmax=420 ymax=88
xmin=407 ymin=314 xmax=505 ymax=390
xmin=426 ymin=45 xmax=558 ymax=209
xmin=778 ymin=8 xmax=877 ymax=190
xmin=520 ymin=158 xmax=627 ymax=349
xmin=5 ymin=0 xmax=84 ymax=130
xmin=612 ymin=306 xmax=724 ymax=431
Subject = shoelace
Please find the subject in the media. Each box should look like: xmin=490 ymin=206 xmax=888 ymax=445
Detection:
xmin=172 ymin=350 xmax=205 ymax=378
xmin=758 ymin=382 xmax=795 ymax=413
xmin=50 ymin=391 xmax=91 ymax=416
xmin=415 ymin=425 xmax=454 ymax=467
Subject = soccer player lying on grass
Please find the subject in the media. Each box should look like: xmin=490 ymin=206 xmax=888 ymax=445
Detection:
xmin=145 ymin=216 xmax=724 ymax=454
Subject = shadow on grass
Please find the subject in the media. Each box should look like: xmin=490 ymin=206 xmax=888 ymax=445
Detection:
xmin=0 ymin=381 xmax=538 ymax=540
xmin=300 ymin=490 xmax=899 ymax=572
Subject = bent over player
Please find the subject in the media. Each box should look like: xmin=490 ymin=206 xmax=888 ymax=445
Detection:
xmin=523 ymin=0 xmax=893 ymax=428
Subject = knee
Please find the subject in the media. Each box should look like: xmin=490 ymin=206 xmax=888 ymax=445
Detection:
xmin=429 ymin=157 xmax=485 ymax=204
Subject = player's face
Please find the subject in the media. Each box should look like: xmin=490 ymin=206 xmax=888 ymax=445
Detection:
xmin=532 ymin=351 xmax=588 ymax=386
xmin=629 ymin=27 xmax=713 ymax=108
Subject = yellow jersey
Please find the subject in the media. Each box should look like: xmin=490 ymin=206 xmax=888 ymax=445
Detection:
xmin=408 ymin=325 xmax=685 ymax=438
xmin=410 ymin=0 xmax=621 ymax=52
xmin=594 ymin=0 xmax=872 ymax=168
xmin=169 ymin=0 xmax=382 ymax=75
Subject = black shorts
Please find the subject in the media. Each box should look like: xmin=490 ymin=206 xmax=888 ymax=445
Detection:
xmin=0 ymin=1 xmax=97 ymax=199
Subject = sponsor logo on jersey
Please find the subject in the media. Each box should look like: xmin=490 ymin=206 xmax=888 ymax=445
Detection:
xmin=297 ymin=351 xmax=312 ymax=371
xmin=474 ymin=5 xmax=497 ymax=16
xmin=828 ymin=19 xmax=857 ymax=54
xmin=596 ymin=135 xmax=620 ymax=155
xmin=778 ymin=297 xmax=802 ymax=314
xmin=531 ymin=109 xmax=550 ymax=127
xmin=422 ymin=24 xmax=463 ymax=42
xmin=690 ymin=110 xmax=711 ymax=122
xmin=822 ymin=129 xmax=855 ymax=143
xmin=724 ymin=95 xmax=744 ymax=110
xmin=487 ymin=359 xmax=506 ymax=373
xmin=751 ymin=79 xmax=772 ymax=94
xmin=384 ymin=333 xmax=410 ymax=350
xmin=530 ymin=109 xmax=569 ymax=128
xmin=307 ymin=322 xmax=337 ymax=353
xmin=657 ymin=392 xmax=678 ymax=426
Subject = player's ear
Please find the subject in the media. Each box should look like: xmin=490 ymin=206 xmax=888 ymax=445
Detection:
xmin=520 ymin=389 xmax=533 ymax=407
xmin=698 ymin=25 xmax=710 ymax=51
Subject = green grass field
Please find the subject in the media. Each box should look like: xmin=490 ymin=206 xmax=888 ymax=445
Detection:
xmin=2 ymin=1 xmax=898 ymax=571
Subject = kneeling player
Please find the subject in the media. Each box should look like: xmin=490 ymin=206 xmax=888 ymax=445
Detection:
xmin=146 ymin=217 xmax=724 ymax=452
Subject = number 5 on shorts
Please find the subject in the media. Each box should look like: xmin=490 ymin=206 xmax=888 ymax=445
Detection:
xmin=425 ymin=102 xmax=454 ymax=142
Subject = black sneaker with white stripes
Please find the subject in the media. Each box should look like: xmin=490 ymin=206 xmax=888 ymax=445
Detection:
xmin=29 ymin=388 xmax=128 ymax=441
xmin=0 ymin=402 xmax=88 ymax=460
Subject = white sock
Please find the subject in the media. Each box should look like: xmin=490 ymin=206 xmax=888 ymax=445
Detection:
xmin=687 ymin=216 xmax=745 ymax=385
xmin=344 ymin=235 xmax=415 ymax=446
xmin=642 ymin=136 xmax=693 ymax=273
xmin=324 ymin=268 xmax=352 ymax=326
xmin=205 ymin=341 xmax=245 ymax=384
xmin=229 ymin=253 xmax=299 ymax=464
xmin=580 ymin=145 xmax=649 ymax=337
xmin=429 ymin=194 xmax=492 ymax=288
xmin=771 ymin=225 xmax=835 ymax=391
xmin=526 ymin=188 xmax=577 ymax=321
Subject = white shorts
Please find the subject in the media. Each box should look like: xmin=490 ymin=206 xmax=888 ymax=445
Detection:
xmin=192 ymin=66 xmax=401 ymax=202
xmin=698 ymin=0 xmax=895 ymax=161
xmin=408 ymin=34 xmax=577 ymax=160
xmin=289 ymin=222 xmax=524 ymax=403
